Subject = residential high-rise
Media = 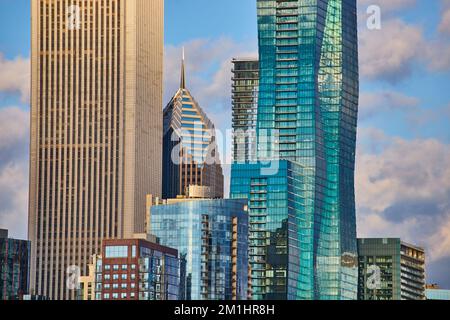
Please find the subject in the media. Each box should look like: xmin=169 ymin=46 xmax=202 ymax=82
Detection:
xmin=162 ymin=53 xmax=224 ymax=199
xmin=231 ymin=58 xmax=259 ymax=163
xmin=29 ymin=0 xmax=164 ymax=300
xmin=150 ymin=199 xmax=249 ymax=300
xmin=357 ymin=238 xmax=426 ymax=300
xmin=230 ymin=0 xmax=359 ymax=300
xmin=0 ymin=229 xmax=31 ymax=300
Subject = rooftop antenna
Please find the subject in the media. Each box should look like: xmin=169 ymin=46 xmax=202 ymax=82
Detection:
xmin=180 ymin=47 xmax=186 ymax=89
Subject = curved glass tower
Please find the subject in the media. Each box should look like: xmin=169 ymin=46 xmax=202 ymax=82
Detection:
xmin=231 ymin=0 xmax=359 ymax=300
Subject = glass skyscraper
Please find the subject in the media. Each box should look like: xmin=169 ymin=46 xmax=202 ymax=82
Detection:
xmin=0 ymin=229 xmax=31 ymax=300
xmin=358 ymin=238 xmax=426 ymax=300
xmin=230 ymin=0 xmax=359 ymax=300
xmin=232 ymin=58 xmax=259 ymax=163
xmin=163 ymin=53 xmax=224 ymax=199
xmin=150 ymin=199 xmax=249 ymax=300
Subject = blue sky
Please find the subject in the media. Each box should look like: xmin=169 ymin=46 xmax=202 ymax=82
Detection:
xmin=0 ymin=0 xmax=449 ymax=288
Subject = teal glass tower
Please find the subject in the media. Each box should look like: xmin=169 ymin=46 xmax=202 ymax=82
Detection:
xmin=230 ymin=0 xmax=359 ymax=300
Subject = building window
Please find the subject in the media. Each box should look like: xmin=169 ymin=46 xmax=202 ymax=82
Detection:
xmin=112 ymin=293 xmax=119 ymax=300
xmin=104 ymin=274 xmax=110 ymax=280
xmin=104 ymin=265 xmax=111 ymax=271
xmin=121 ymin=274 xmax=127 ymax=280
xmin=121 ymin=264 xmax=128 ymax=270
xmin=105 ymin=246 xmax=128 ymax=258
xmin=113 ymin=274 xmax=119 ymax=280
xmin=121 ymin=283 xmax=127 ymax=289
xmin=103 ymin=293 xmax=110 ymax=300
xmin=121 ymin=293 xmax=127 ymax=299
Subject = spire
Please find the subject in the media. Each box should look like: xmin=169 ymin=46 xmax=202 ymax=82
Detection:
xmin=180 ymin=47 xmax=186 ymax=89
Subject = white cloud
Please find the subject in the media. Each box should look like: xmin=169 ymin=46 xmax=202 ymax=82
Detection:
xmin=424 ymin=41 xmax=450 ymax=71
xmin=359 ymin=19 xmax=423 ymax=82
xmin=0 ymin=162 xmax=29 ymax=238
xmin=429 ymin=217 xmax=450 ymax=261
xmin=358 ymin=0 xmax=416 ymax=13
xmin=356 ymin=132 xmax=450 ymax=262
xmin=440 ymin=8 xmax=450 ymax=34
xmin=360 ymin=90 xmax=419 ymax=120
xmin=358 ymin=0 xmax=450 ymax=81
xmin=440 ymin=0 xmax=450 ymax=35
xmin=164 ymin=37 xmax=257 ymax=113
xmin=0 ymin=107 xmax=30 ymax=239
xmin=0 ymin=53 xmax=30 ymax=103
xmin=0 ymin=106 xmax=29 ymax=150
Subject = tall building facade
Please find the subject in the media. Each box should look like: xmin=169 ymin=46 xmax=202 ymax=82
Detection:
xmin=162 ymin=55 xmax=224 ymax=199
xmin=29 ymin=0 xmax=164 ymax=300
xmin=357 ymin=238 xmax=426 ymax=300
xmin=150 ymin=199 xmax=249 ymax=300
xmin=231 ymin=58 xmax=259 ymax=163
xmin=0 ymin=230 xmax=31 ymax=300
xmin=230 ymin=0 xmax=359 ymax=300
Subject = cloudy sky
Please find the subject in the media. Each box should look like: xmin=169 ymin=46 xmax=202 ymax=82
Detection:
xmin=0 ymin=0 xmax=449 ymax=287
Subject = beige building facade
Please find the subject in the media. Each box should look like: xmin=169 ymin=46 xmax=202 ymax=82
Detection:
xmin=29 ymin=0 xmax=163 ymax=300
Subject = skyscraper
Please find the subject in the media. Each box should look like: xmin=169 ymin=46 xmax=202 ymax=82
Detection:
xmin=357 ymin=238 xmax=426 ymax=300
xmin=162 ymin=53 xmax=224 ymax=199
xmin=231 ymin=58 xmax=259 ymax=163
xmin=0 ymin=229 xmax=31 ymax=300
xmin=150 ymin=199 xmax=249 ymax=300
xmin=230 ymin=0 xmax=359 ymax=299
xmin=29 ymin=0 xmax=164 ymax=299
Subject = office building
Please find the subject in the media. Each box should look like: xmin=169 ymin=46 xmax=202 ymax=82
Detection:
xmin=357 ymin=238 xmax=426 ymax=300
xmin=425 ymin=285 xmax=450 ymax=300
xmin=230 ymin=0 xmax=360 ymax=300
xmin=0 ymin=229 xmax=31 ymax=300
xmin=150 ymin=199 xmax=249 ymax=300
xmin=231 ymin=58 xmax=259 ymax=163
xmin=89 ymin=236 xmax=184 ymax=301
xmin=231 ymin=161 xmax=358 ymax=300
xmin=29 ymin=0 xmax=164 ymax=299
xmin=162 ymin=52 xmax=224 ymax=199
